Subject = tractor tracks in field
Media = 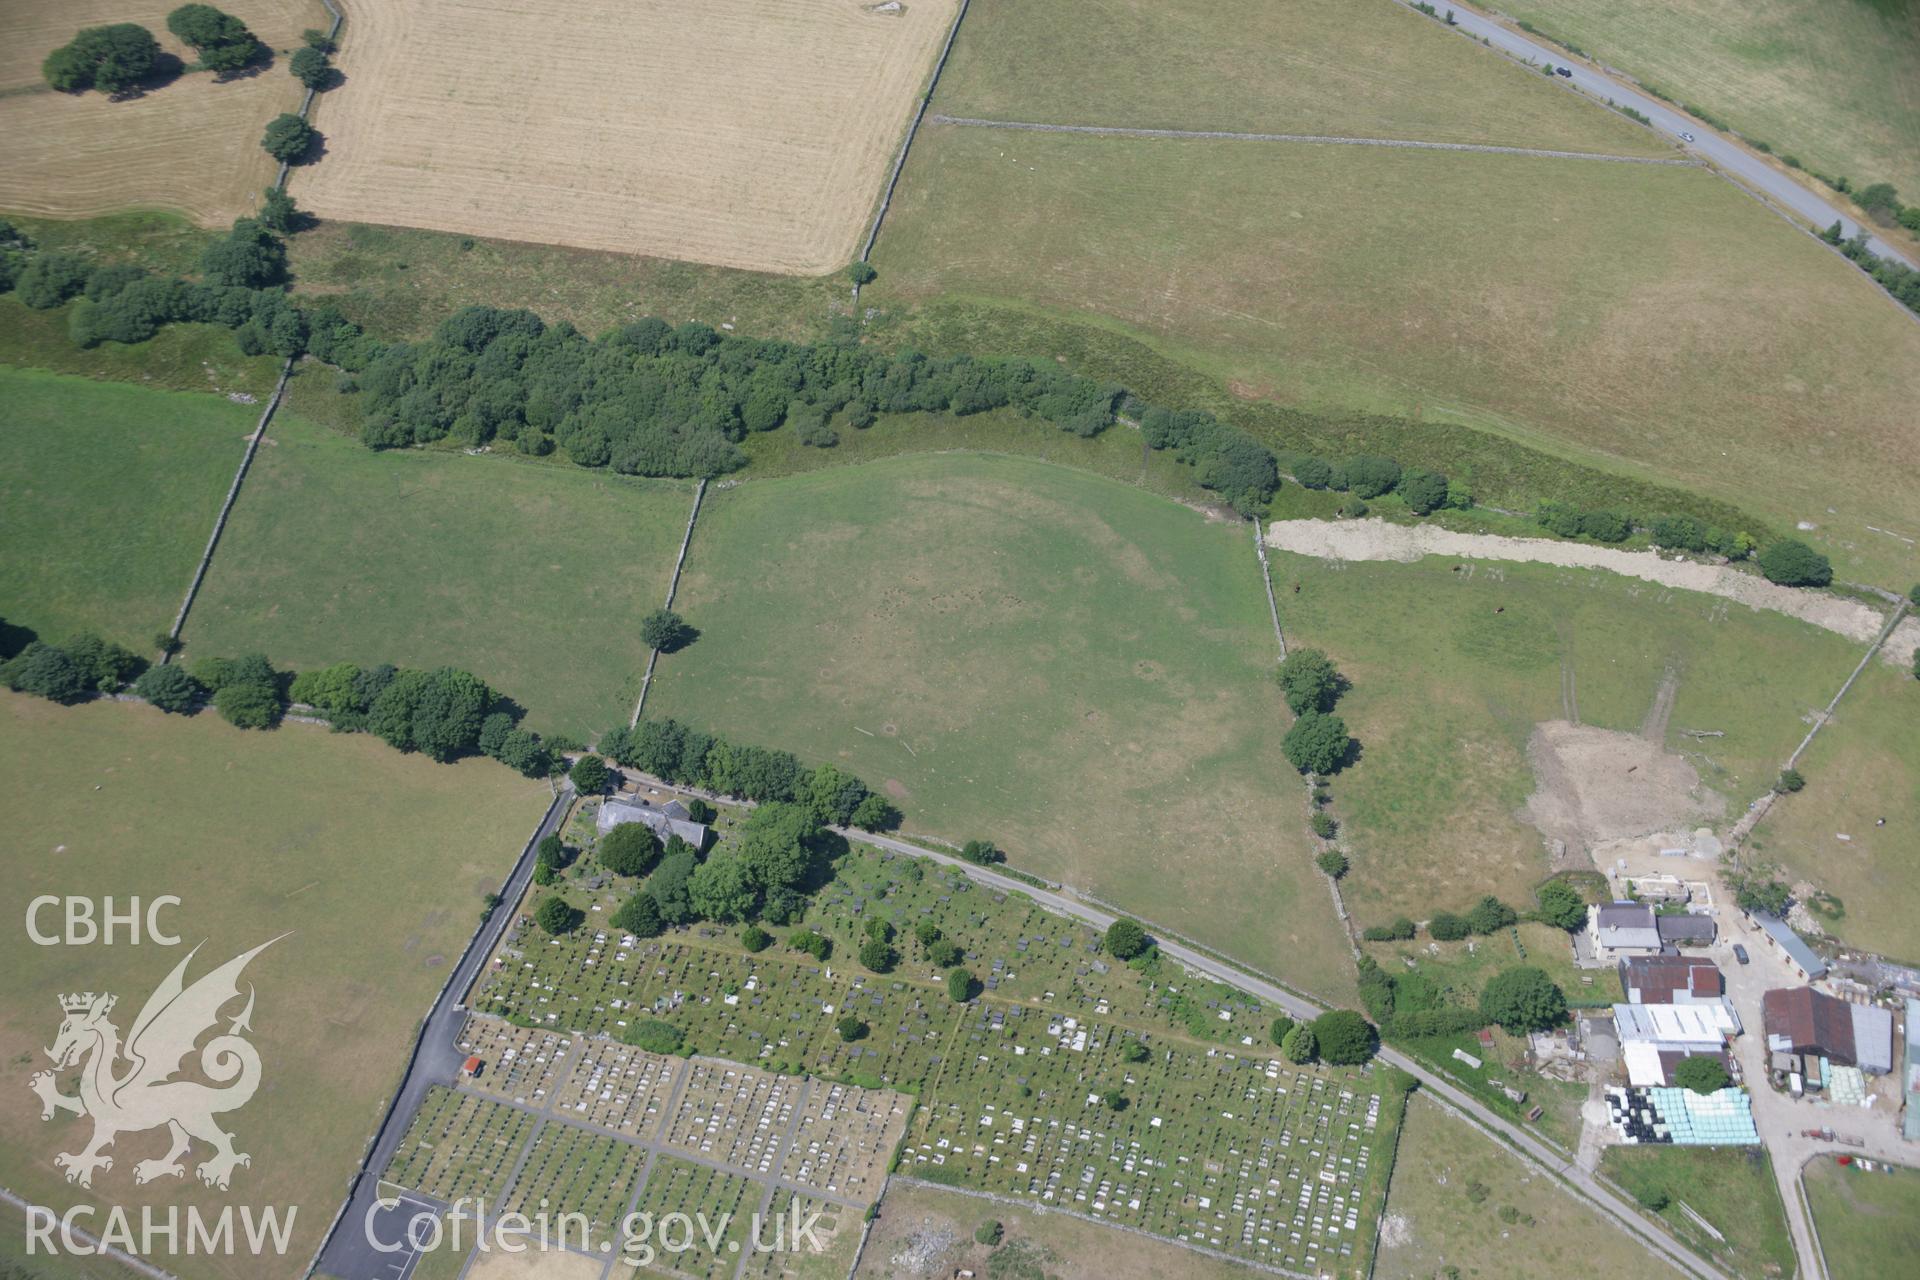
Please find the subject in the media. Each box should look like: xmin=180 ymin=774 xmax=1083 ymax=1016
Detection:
xmin=928 ymin=115 xmax=1702 ymax=166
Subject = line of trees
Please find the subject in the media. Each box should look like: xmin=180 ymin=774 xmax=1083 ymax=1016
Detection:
xmin=1537 ymin=498 xmax=1757 ymax=557
xmin=0 ymin=624 xmax=559 ymax=776
xmin=289 ymin=28 xmax=339 ymax=91
xmin=1360 ymin=894 xmax=1518 ymax=944
xmin=2 ymin=207 xmax=1292 ymax=511
xmin=597 ymin=716 xmax=900 ymax=832
xmin=1268 ymin=1006 xmax=1380 ymax=1066
xmin=1363 ymin=879 xmax=1585 ymax=944
xmin=0 ymin=210 xmax=378 ymax=366
xmin=1286 ymin=450 xmax=1466 ymax=517
xmin=352 ymin=308 xmax=1287 ymax=510
xmin=1819 ymin=224 xmax=1920 ymax=319
xmin=1278 ymin=648 xmax=1355 ymax=776
xmin=354 ymin=306 xmax=1129 ymax=474
xmin=1539 ymin=499 xmax=1833 ymax=587
xmin=1 ymin=631 xmax=143 ymax=705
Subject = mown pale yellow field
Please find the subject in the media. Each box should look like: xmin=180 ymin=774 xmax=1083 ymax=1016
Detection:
xmin=0 ymin=0 xmax=326 ymax=226
xmin=300 ymin=0 xmax=958 ymax=273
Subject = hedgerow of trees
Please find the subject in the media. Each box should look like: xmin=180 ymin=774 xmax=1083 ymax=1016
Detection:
xmin=288 ymin=44 xmax=334 ymax=90
xmin=1288 ymin=450 xmax=1470 ymax=517
xmin=598 ymin=716 xmax=899 ymax=833
xmin=1 ymin=633 xmax=141 ymax=705
xmin=261 ymin=113 xmax=316 ymax=163
xmin=1820 ymin=222 xmax=1920 ymax=319
xmin=1540 ymin=500 xmax=1759 ymax=560
xmin=0 ymin=209 xmax=1310 ymax=511
xmin=1 ymin=628 xmax=566 ymax=777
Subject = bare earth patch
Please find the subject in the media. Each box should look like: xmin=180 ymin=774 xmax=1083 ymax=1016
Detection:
xmin=301 ymin=0 xmax=960 ymax=272
xmin=1519 ymin=720 xmax=1725 ymax=864
xmin=1266 ymin=519 xmax=1919 ymax=667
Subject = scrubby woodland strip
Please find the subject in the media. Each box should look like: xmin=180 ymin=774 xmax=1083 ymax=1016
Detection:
xmin=0 ymin=210 xmax=1792 ymax=559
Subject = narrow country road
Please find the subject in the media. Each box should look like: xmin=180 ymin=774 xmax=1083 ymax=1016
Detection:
xmin=1414 ymin=1 xmax=1915 ymax=268
xmin=311 ymin=784 xmax=573 ymax=1280
xmin=836 ymin=827 xmax=1729 ymax=1280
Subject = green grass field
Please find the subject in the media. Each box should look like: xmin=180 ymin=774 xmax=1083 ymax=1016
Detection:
xmin=0 ymin=367 xmax=253 ymax=647
xmin=1267 ymin=549 xmax=1865 ymax=924
xmin=184 ymin=413 xmax=693 ymax=740
xmin=647 ymin=453 xmax=1352 ymax=997
xmin=868 ymin=125 xmax=1920 ymax=588
xmin=1805 ymin=1158 xmax=1920 ymax=1280
xmin=1745 ymin=659 xmax=1920 ymax=963
xmin=0 ymin=691 xmax=549 ymax=1280
xmin=936 ymin=0 xmax=1666 ymax=153
xmin=1502 ymin=0 xmax=1920 ymax=198
xmin=1376 ymin=1097 xmax=1668 ymax=1279
xmin=1600 ymin=1146 xmax=1795 ymax=1280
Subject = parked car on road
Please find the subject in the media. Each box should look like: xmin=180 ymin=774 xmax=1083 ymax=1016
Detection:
xmin=1556 ymin=66 xmax=1573 ymax=77
xmin=1733 ymin=943 xmax=1750 ymax=964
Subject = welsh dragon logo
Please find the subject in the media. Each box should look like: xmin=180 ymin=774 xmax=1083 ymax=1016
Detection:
xmin=29 ymin=937 xmax=283 ymax=1190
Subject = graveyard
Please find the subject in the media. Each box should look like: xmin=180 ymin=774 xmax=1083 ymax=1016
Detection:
xmin=379 ymin=1011 xmax=911 ymax=1274
xmin=443 ymin=839 xmax=1407 ymax=1274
